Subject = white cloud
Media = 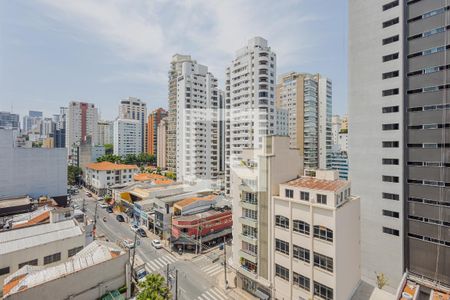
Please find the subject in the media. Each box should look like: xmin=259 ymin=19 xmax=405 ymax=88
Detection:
xmin=37 ymin=0 xmax=319 ymax=85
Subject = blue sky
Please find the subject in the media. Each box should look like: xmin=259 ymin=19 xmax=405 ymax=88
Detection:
xmin=0 ymin=0 xmax=348 ymax=120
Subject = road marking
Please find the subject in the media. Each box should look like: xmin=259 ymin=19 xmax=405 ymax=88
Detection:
xmin=201 ymin=264 xmax=222 ymax=276
xmin=208 ymin=288 xmax=227 ymax=300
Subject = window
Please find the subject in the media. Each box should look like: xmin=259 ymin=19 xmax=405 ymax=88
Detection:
xmin=383 ymin=227 xmax=399 ymax=236
xmin=314 ymin=252 xmax=334 ymax=273
xmin=293 ymin=245 xmax=310 ymax=263
xmin=293 ymin=272 xmax=310 ymax=291
xmin=383 ymin=192 xmax=400 ymax=201
xmin=275 ymin=264 xmax=289 ymax=281
xmin=383 ymin=0 xmax=399 ymax=11
xmin=383 ymin=209 xmax=400 ymax=218
xmin=275 ymin=215 xmax=289 ymax=229
xmin=382 ymin=123 xmax=399 ymax=131
xmin=18 ymin=259 xmax=38 ymax=269
xmin=382 ymin=175 xmax=399 ymax=183
xmin=300 ymin=191 xmax=310 ymax=201
xmin=275 ymin=239 xmax=289 ymax=255
xmin=0 ymin=267 xmax=10 ymax=276
xmin=68 ymin=246 xmax=83 ymax=257
xmin=317 ymin=194 xmax=327 ymax=205
xmin=382 ymin=141 xmax=399 ymax=148
xmin=293 ymin=220 xmax=310 ymax=235
xmin=44 ymin=252 xmax=61 ymax=265
xmin=382 ymin=70 xmax=399 ymax=79
xmin=382 ymin=35 xmax=399 ymax=45
xmin=285 ymin=189 xmax=294 ymax=198
xmin=382 ymin=88 xmax=399 ymax=96
xmin=383 ymin=17 xmax=399 ymax=28
xmin=382 ymin=106 xmax=399 ymax=113
xmin=382 ymin=158 xmax=399 ymax=165
xmin=243 ymin=208 xmax=257 ymax=220
xmin=313 ymin=226 xmax=333 ymax=242
xmin=314 ymin=281 xmax=334 ymax=300
xmin=383 ymin=52 xmax=399 ymax=62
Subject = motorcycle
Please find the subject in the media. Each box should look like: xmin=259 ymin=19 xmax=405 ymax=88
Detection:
xmin=103 ymin=217 xmax=107 ymax=222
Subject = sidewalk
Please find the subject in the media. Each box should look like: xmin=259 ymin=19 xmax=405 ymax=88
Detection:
xmin=214 ymin=267 xmax=257 ymax=300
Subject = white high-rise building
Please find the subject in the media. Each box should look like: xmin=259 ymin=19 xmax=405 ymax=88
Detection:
xmin=118 ymin=97 xmax=147 ymax=153
xmin=168 ymin=54 xmax=219 ymax=182
xmin=276 ymin=72 xmax=332 ymax=170
xmin=97 ymin=120 xmax=113 ymax=145
xmin=66 ymin=101 xmax=98 ymax=155
xmin=224 ymin=37 xmax=277 ymax=194
xmin=157 ymin=117 xmax=168 ymax=169
xmin=113 ymin=119 xmax=142 ymax=156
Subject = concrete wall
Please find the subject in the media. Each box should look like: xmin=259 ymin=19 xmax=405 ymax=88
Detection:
xmin=0 ymin=129 xmax=67 ymax=199
xmin=5 ymin=254 xmax=127 ymax=300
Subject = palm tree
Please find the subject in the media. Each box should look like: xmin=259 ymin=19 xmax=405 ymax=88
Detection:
xmin=137 ymin=274 xmax=171 ymax=300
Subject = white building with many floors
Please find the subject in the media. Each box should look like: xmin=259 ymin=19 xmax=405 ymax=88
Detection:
xmin=65 ymin=101 xmax=98 ymax=156
xmin=118 ymin=97 xmax=147 ymax=153
xmin=113 ymin=118 xmax=142 ymax=156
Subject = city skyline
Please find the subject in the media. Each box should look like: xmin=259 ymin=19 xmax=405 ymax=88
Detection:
xmin=0 ymin=0 xmax=348 ymax=120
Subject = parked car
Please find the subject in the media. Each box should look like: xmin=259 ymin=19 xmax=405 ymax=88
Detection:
xmin=99 ymin=202 xmax=108 ymax=209
xmin=137 ymin=228 xmax=147 ymax=238
xmin=106 ymin=207 xmax=113 ymax=213
xmin=86 ymin=192 xmax=92 ymax=197
xmin=151 ymin=239 xmax=162 ymax=249
xmin=123 ymin=239 xmax=135 ymax=249
xmin=130 ymin=224 xmax=139 ymax=232
xmin=136 ymin=269 xmax=148 ymax=282
xmin=116 ymin=215 xmax=125 ymax=222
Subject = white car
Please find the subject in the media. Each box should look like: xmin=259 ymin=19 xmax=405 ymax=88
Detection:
xmin=99 ymin=202 xmax=108 ymax=209
xmin=130 ymin=224 xmax=139 ymax=232
xmin=151 ymin=239 xmax=162 ymax=249
xmin=123 ymin=239 xmax=135 ymax=249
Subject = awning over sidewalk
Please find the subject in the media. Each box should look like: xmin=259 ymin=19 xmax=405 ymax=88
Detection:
xmin=170 ymin=228 xmax=232 ymax=245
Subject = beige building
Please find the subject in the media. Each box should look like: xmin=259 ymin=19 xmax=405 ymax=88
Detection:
xmin=276 ymin=72 xmax=332 ymax=170
xmin=41 ymin=137 xmax=54 ymax=148
xmin=3 ymin=240 xmax=128 ymax=300
xmin=230 ymin=136 xmax=302 ymax=299
xmin=157 ymin=117 xmax=168 ymax=169
xmin=273 ymin=170 xmax=360 ymax=300
xmin=0 ymin=219 xmax=86 ymax=293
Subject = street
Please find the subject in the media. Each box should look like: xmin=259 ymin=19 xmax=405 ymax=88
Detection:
xmin=71 ymin=191 xmax=232 ymax=300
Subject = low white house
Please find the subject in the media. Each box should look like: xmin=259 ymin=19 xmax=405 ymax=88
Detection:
xmin=84 ymin=161 xmax=138 ymax=195
xmin=3 ymin=240 xmax=128 ymax=300
xmin=0 ymin=219 xmax=86 ymax=293
xmin=272 ymin=169 xmax=360 ymax=300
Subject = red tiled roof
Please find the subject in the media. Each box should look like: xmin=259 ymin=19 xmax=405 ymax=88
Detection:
xmin=284 ymin=177 xmax=347 ymax=192
xmin=86 ymin=161 xmax=138 ymax=171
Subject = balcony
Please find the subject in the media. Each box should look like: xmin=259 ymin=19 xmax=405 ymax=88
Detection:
xmin=240 ymin=201 xmax=257 ymax=210
xmin=240 ymin=216 xmax=258 ymax=228
xmin=239 ymin=249 xmax=257 ymax=264
xmin=240 ymin=233 xmax=258 ymax=245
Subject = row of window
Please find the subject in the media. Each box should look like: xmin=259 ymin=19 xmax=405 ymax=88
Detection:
xmin=409 ymin=196 xmax=450 ymax=207
xmin=275 ymin=216 xmax=333 ymax=242
xmin=408 ymin=64 xmax=450 ymax=77
xmin=285 ymin=189 xmax=329 ymax=204
xmin=408 ymin=83 xmax=450 ymax=94
xmin=408 ymin=25 xmax=450 ymax=41
xmin=274 ymin=264 xmax=334 ymax=299
xmin=409 ymin=103 xmax=450 ymax=112
xmin=407 ymin=143 xmax=450 ymax=148
xmin=408 ymin=179 xmax=450 ymax=187
xmin=409 ymin=215 xmax=450 ymax=228
xmin=408 ymin=123 xmax=450 ymax=130
xmin=408 ymin=233 xmax=450 ymax=247
xmin=407 ymin=5 xmax=449 ymax=23
xmin=0 ymin=246 xmax=84 ymax=276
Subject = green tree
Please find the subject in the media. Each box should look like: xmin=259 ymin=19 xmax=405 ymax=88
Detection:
xmin=68 ymin=165 xmax=82 ymax=186
xmin=97 ymin=154 xmax=122 ymax=163
xmin=137 ymin=274 xmax=171 ymax=300
xmin=104 ymin=143 xmax=113 ymax=155
xmin=165 ymin=171 xmax=176 ymax=180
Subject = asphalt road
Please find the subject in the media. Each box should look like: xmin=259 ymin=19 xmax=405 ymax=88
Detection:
xmin=71 ymin=191 xmax=231 ymax=300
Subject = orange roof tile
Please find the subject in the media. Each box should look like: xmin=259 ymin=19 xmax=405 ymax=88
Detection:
xmin=154 ymin=179 xmax=174 ymax=185
xmin=86 ymin=161 xmax=138 ymax=171
xmin=133 ymin=173 xmax=167 ymax=181
xmin=284 ymin=177 xmax=348 ymax=192
xmin=13 ymin=211 xmax=50 ymax=229
xmin=174 ymin=195 xmax=215 ymax=209
xmin=3 ymin=274 xmax=27 ymax=295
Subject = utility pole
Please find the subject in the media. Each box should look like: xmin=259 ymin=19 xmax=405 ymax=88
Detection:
xmin=82 ymin=198 xmax=86 ymax=213
xmin=130 ymin=230 xmax=138 ymax=296
xmin=166 ymin=264 xmax=169 ymax=287
xmin=175 ymin=269 xmax=178 ymax=300
xmin=93 ymin=201 xmax=98 ymax=239
xmin=223 ymin=236 xmax=228 ymax=289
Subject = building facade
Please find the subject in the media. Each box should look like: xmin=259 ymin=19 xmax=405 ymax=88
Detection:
xmin=231 ymin=136 xmax=303 ymax=299
xmin=157 ymin=117 xmax=168 ymax=169
xmin=349 ymin=0 xmax=450 ymax=290
xmin=276 ymin=72 xmax=332 ymax=170
xmin=113 ymin=118 xmax=142 ymax=156
xmin=97 ymin=120 xmax=113 ymax=145
xmin=225 ymin=37 xmax=277 ymax=194
xmin=272 ymin=170 xmax=360 ymax=300
xmin=147 ymin=108 xmax=167 ymax=156
xmin=118 ymin=97 xmax=146 ymax=153
xmin=66 ymin=101 xmax=98 ymax=156
xmin=0 ymin=112 xmax=19 ymax=130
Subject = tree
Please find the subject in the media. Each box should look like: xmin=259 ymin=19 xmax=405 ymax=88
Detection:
xmin=137 ymin=274 xmax=171 ymax=300
xmin=97 ymin=154 xmax=122 ymax=163
xmin=68 ymin=165 xmax=82 ymax=186
xmin=165 ymin=171 xmax=176 ymax=180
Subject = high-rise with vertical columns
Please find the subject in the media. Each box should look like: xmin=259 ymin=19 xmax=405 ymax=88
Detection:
xmin=225 ymin=37 xmax=277 ymax=194
xmin=167 ymin=54 xmax=220 ymax=182
xmin=66 ymin=101 xmax=98 ymax=156
xmin=349 ymin=0 xmax=450 ymax=291
xmin=276 ymin=72 xmax=332 ymax=170
xmin=118 ymin=97 xmax=147 ymax=153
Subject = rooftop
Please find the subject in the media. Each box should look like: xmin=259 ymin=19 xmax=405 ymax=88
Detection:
xmin=133 ymin=173 xmax=167 ymax=181
xmin=0 ymin=196 xmax=32 ymax=209
xmin=173 ymin=207 xmax=231 ymax=222
xmin=0 ymin=220 xmax=82 ymax=255
xmin=85 ymin=161 xmax=138 ymax=171
xmin=284 ymin=176 xmax=348 ymax=192
xmin=174 ymin=194 xmax=216 ymax=209
xmin=3 ymin=240 xmax=125 ymax=297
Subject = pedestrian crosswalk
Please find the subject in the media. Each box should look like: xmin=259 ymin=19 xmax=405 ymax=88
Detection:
xmin=145 ymin=255 xmax=178 ymax=272
xmin=196 ymin=287 xmax=228 ymax=300
xmin=200 ymin=263 xmax=223 ymax=277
